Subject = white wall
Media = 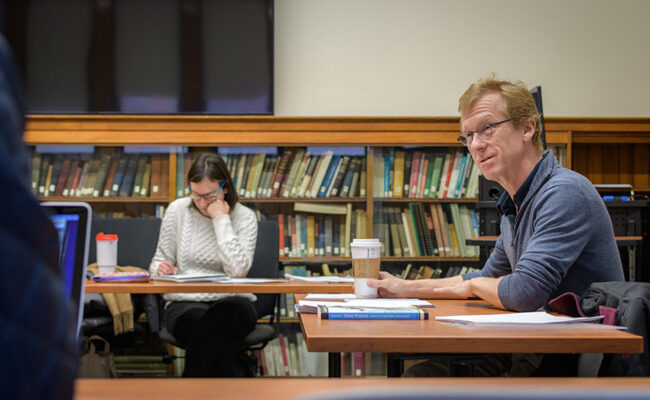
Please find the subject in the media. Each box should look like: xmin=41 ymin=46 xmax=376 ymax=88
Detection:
xmin=275 ymin=0 xmax=650 ymax=117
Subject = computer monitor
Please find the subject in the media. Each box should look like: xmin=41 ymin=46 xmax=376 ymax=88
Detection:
xmin=40 ymin=201 xmax=92 ymax=338
xmin=529 ymin=85 xmax=547 ymax=150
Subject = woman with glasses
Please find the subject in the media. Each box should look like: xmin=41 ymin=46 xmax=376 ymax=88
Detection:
xmin=149 ymin=152 xmax=259 ymax=377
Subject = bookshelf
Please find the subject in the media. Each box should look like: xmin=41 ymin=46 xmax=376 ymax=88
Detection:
xmin=24 ymin=115 xmax=649 ymax=375
xmin=25 ymin=116 xmax=649 ymax=264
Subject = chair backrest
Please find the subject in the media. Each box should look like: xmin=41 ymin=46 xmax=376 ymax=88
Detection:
xmin=247 ymin=219 xmax=280 ymax=319
xmin=247 ymin=219 xmax=280 ymax=279
xmin=88 ymin=218 xmax=162 ymax=269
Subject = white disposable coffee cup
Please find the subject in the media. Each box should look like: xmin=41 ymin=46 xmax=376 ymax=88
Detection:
xmin=350 ymin=238 xmax=382 ymax=298
xmin=96 ymin=233 xmax=118 ymax=274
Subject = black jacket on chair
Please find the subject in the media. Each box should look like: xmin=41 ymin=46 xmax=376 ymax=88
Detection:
xmin=580 ymin=282 xmax=650 ymax=376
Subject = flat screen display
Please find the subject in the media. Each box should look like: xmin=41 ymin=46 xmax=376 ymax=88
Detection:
xmin=40 ymin=201 xmax=92 ymax=337
xmin=0 ymin=0 xmax=274 ymax=115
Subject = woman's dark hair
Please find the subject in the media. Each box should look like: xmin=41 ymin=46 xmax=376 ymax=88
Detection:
xmin=187 ymin=152 xmax=239 ymax=210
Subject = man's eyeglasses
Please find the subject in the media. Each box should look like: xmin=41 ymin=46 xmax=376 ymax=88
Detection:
xmin=458 ymin=118 xmax=511 ymax=146
xmin=188 ymin=181 xmax=226 ymax=201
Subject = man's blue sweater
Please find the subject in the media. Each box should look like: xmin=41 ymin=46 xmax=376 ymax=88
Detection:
xmin=463 ymin=152 xmax=624 ymax=311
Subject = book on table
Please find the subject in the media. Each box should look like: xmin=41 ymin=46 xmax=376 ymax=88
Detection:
xmin=317 ymin=305 xmax=429 ymax=320
xmin=152 ymin=273 xmax=230 ymax=282
xmin=92 ymin=271 xmax=151 ymax=283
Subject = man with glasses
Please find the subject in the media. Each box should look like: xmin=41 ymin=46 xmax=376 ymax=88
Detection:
xmin=368 ymin=75 xmax=624 ymax=376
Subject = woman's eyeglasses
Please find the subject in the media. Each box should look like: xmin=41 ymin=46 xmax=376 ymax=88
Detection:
xmin=188 ymin=181 xmax=226 ymax=201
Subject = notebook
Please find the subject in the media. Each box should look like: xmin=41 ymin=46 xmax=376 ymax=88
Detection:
xmin=41 ymin=201 xmax=92 ymax=338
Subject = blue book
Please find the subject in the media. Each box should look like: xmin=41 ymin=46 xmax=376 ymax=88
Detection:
xmin=318 ymin=155 xmax=341 ymax=197
xmin=317 ymin=305 xmax=429 ymax=320
xmin=453 ymin=153 xmax=467 ymax=198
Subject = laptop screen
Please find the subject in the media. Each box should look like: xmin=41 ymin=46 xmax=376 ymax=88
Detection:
xmin=41 ymin=201 xmax=92 ymax=337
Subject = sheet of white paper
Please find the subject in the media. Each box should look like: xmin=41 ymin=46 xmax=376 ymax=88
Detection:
xmin=345 ymin=299 xmax=433 ymax=308
xmin=222 ymin=278 xmax=285 ymax=283
xmin=436 ymin=311 xmax=604 ymax=325
xmin=284 ymin=273 xmax=354 ymax=283
xmin=305 ymin=293 xmax=356 ymax=300
xmin=152 ymin=273 xmax=230 ymax=282
xmin=446 ymin=322 xmax=626 ymax=330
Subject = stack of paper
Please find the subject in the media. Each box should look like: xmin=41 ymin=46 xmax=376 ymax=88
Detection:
xmin=296 ymin=298 xmax=433 ymax=314
xmin=152 ymin=273 xmax=230 ymax=282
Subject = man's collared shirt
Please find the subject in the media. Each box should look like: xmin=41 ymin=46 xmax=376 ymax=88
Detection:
xmin=496 ymin=151 xmax=549 ymax=217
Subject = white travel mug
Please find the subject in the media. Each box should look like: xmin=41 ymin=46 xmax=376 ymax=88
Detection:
xmin=350 ymin=238 xmax=382 ymax=298
xmin=96 ymin=233 xmax=118 ymax=274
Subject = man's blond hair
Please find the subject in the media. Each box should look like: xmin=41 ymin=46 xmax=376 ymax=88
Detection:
xmin=458 ymin=75 xmax=543 ymax=154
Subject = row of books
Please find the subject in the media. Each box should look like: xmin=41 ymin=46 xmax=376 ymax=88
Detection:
xmin=255 ymin=330 xmax=385 ymax=377
xmin=374 ymin=203 xmax=480 ymax=258
xmin=256 ymin=332 xmax=327 ymax=377
xmin=278 ymin=203 xmax=367 ymax=258
xmin=30 ymin=152 xmax=169 ymax=198
xmin=399 ymin=264 xmax=480 ymax=280
xmin=220 ymin=149 xmax=367 ymax=199
xmin=93 ymin=205 xmax=166 ymax=219
xmin=373 ymin=148 xmax=480 ymax=199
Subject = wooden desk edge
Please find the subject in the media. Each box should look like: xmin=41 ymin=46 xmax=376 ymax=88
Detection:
xmin=75 ymin=377 xmax=650 ymax=400
xmin=85 ymin=279 xmax=354 ymax=294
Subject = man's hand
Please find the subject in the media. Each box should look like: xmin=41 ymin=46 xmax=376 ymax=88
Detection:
xmin=207 ymin=198 xmax=230 ymax=219
xmin=367 ymin=271 xmax=411 ymax=298
xmin=157 ymin=260 xmax=178 ymax=275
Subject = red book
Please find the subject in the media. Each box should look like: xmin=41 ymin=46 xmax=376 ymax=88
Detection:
xmin=270 ymin=149 xmax=292 ymax=198
xmin=102 ymin=156 xmax=119 ymax=197
xmin=70 ymin=164 xmax=83 ymax=197
xmin=277 ymin=214 xmax=285 ymax=257
xmin=441 ymin=152 xmax=456 ymax=198
xmin=54 ymin=158 xmax=71 ymax=197
xmin=417 ymin=156 xmax=429 ymax=198
xmin=277 ymin=334 xmax=290 ymax=376
xmin=353 ymin=352 xmax=365 ymax=376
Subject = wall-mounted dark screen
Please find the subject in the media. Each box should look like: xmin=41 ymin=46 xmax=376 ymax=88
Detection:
xmin=529 ymin=85 xmax=546 ymax=150
xmin=1 ymin=0 xmax=274 ymax=115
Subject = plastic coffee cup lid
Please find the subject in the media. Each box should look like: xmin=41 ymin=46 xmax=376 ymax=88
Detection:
xmin=350 ymin=238 xmax=381 ymax=246
xmin=96 ymin=232 xmax=118 ymax=241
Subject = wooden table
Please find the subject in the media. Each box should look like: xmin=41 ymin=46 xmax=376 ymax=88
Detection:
xmin=85 ymin=279 xmax=354 ymax=294
xmin=75 ymin=377 xmax=650 ymax=400
xmin=297 ymin=296 xmax=643 ymax=377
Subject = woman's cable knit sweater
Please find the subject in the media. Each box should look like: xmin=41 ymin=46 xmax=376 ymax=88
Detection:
xmin=149 ymin=197 xmax=258 ymax=303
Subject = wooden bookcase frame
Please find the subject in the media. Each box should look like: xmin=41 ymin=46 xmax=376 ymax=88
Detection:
xmin=23 ymin=115 xmax=650 ymax=263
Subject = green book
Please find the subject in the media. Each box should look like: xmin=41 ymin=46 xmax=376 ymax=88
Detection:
xmin=30 ymin=152 xmax=42 ymax=195
xmin=131 ymin=155 xmax=149 ymax=197
xmin=422 ymin=153 xmax=434 ymax=198
xmin=428 ymin=155 xmax=444 ymax=198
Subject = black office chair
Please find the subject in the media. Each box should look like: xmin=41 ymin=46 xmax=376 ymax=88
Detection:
xmin=157 ymin=219 xmax=281 ymax=370
xmin=83 ymin=217 xmax=163 ymax=336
